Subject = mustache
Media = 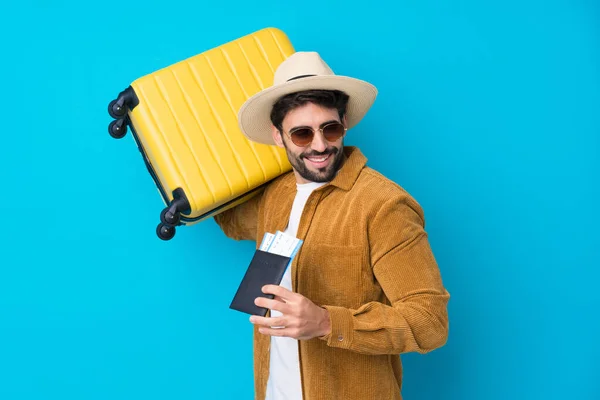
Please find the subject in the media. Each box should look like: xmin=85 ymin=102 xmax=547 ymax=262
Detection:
xmin=301 ymin=147 xmax=338 ymax=159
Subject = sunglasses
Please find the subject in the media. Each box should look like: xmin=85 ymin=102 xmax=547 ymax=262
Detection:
xmin=283 ymin=121 xmax=347 ymax=147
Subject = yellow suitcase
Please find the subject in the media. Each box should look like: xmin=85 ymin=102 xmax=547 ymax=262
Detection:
xmin=107 ymin=28 xmax=294 ymax=240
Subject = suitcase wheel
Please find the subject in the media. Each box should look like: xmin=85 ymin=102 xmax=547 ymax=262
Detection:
xmin=108 ymin=99 xmax=127 ymax=119
xmin=156 ymin=223 xmax=176 ymax=241
xmin=156 ymin=190 xmax=190 ymax=240
xmin=160 ymin=208 xmax=180 ymax=225
xmin=108 ymin=87 xmax=138 ymax=118
xmin=108 ymin=118 xmax=127 ymax=139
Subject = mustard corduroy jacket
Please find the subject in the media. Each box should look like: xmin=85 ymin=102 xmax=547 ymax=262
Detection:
xmin=215 ymin=146 xmax=450 ymax=400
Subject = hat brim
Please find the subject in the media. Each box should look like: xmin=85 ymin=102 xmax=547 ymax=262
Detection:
xmin=237 ymin=75 xmax=378 ymax=145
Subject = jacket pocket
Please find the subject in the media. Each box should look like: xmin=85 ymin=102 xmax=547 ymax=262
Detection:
xmin=299 ymin=243 xmax=368 ymax=309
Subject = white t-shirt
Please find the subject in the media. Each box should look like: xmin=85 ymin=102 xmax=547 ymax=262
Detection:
xmin=265 ymin=180 xmax=328 ymax=400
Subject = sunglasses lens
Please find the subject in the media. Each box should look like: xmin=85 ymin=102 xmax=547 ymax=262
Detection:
xmin=291 ymin=128 xmax=314 ymax=146
xmin=323 ymin=123 xmax=346 ymax=142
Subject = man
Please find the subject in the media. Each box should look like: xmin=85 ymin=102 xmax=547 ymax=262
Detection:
xmin=214 ymin=51 xmax=450 ymax=400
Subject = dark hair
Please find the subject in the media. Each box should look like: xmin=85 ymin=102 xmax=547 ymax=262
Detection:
xmin=270 ymin=89 xmax=350 ymax=131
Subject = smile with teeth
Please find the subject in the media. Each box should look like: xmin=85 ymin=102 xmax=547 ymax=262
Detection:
xmin=305 ymin=153 xmax=331 ymax=167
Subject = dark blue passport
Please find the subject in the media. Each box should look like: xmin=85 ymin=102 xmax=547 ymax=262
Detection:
xmin=229 ymin=250 xmax=291 ymax=316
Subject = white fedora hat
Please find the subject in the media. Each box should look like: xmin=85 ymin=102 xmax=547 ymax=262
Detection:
xmin=237 ymin=51 xmax=378 ymax=145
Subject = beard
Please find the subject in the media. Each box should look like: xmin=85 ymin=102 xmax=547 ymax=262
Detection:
xmin=283 ymin=143 xmax=345 ymax=183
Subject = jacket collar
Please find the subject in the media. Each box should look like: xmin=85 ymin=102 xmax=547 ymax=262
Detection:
xmin=281 ymin=146 xmax=367 ymax=192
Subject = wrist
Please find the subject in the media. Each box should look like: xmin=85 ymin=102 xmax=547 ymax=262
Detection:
xmin=320 ymin=307 xmax=332 ymax=337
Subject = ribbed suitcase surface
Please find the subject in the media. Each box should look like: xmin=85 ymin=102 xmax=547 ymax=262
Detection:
xmin=109 ymin=28 xmax=295 ymax=237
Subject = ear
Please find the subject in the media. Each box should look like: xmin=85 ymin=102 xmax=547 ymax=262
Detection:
xmin=342 ymin=114 xmax=348 ymax=128
xmin=271 ymin=125 xmax=284 ymax=148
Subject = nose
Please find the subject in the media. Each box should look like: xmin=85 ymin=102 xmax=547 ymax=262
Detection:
xmin=310 ymin=129 xmax=328 ymax=153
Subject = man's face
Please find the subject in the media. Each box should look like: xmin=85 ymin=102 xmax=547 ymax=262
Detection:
xmin=272 ymin=102 xmax=347 ymax=184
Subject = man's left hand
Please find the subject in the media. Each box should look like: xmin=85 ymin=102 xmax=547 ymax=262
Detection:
xmin=249 ymin=285 xmax=331 ymax=340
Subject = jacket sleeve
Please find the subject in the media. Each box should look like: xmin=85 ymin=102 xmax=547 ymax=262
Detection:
xmin=213 ymin=189 xmax=264 ymax=242
xmin=319 ymin=195 xmax=450 ymax=355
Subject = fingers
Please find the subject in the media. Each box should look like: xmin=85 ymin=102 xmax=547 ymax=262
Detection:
xmin=257 ymin=326 xmax=300 ymax=338
xmin=254 ymin=296 xmax=290 ymax=313
xmin=248 ymin=288 xmax=324 ymax=341
xmin=250 ymin=315 xmax=287 ymax=328
xmin=261 ymin=284 xmax=297 ymax=301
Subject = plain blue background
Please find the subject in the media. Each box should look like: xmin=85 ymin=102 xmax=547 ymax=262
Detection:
xmin=1 ymin=0 xmax=598 ymax=399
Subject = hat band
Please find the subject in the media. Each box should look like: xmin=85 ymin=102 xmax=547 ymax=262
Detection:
xmin=286 ymin=74 xmax=316 ymax=81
